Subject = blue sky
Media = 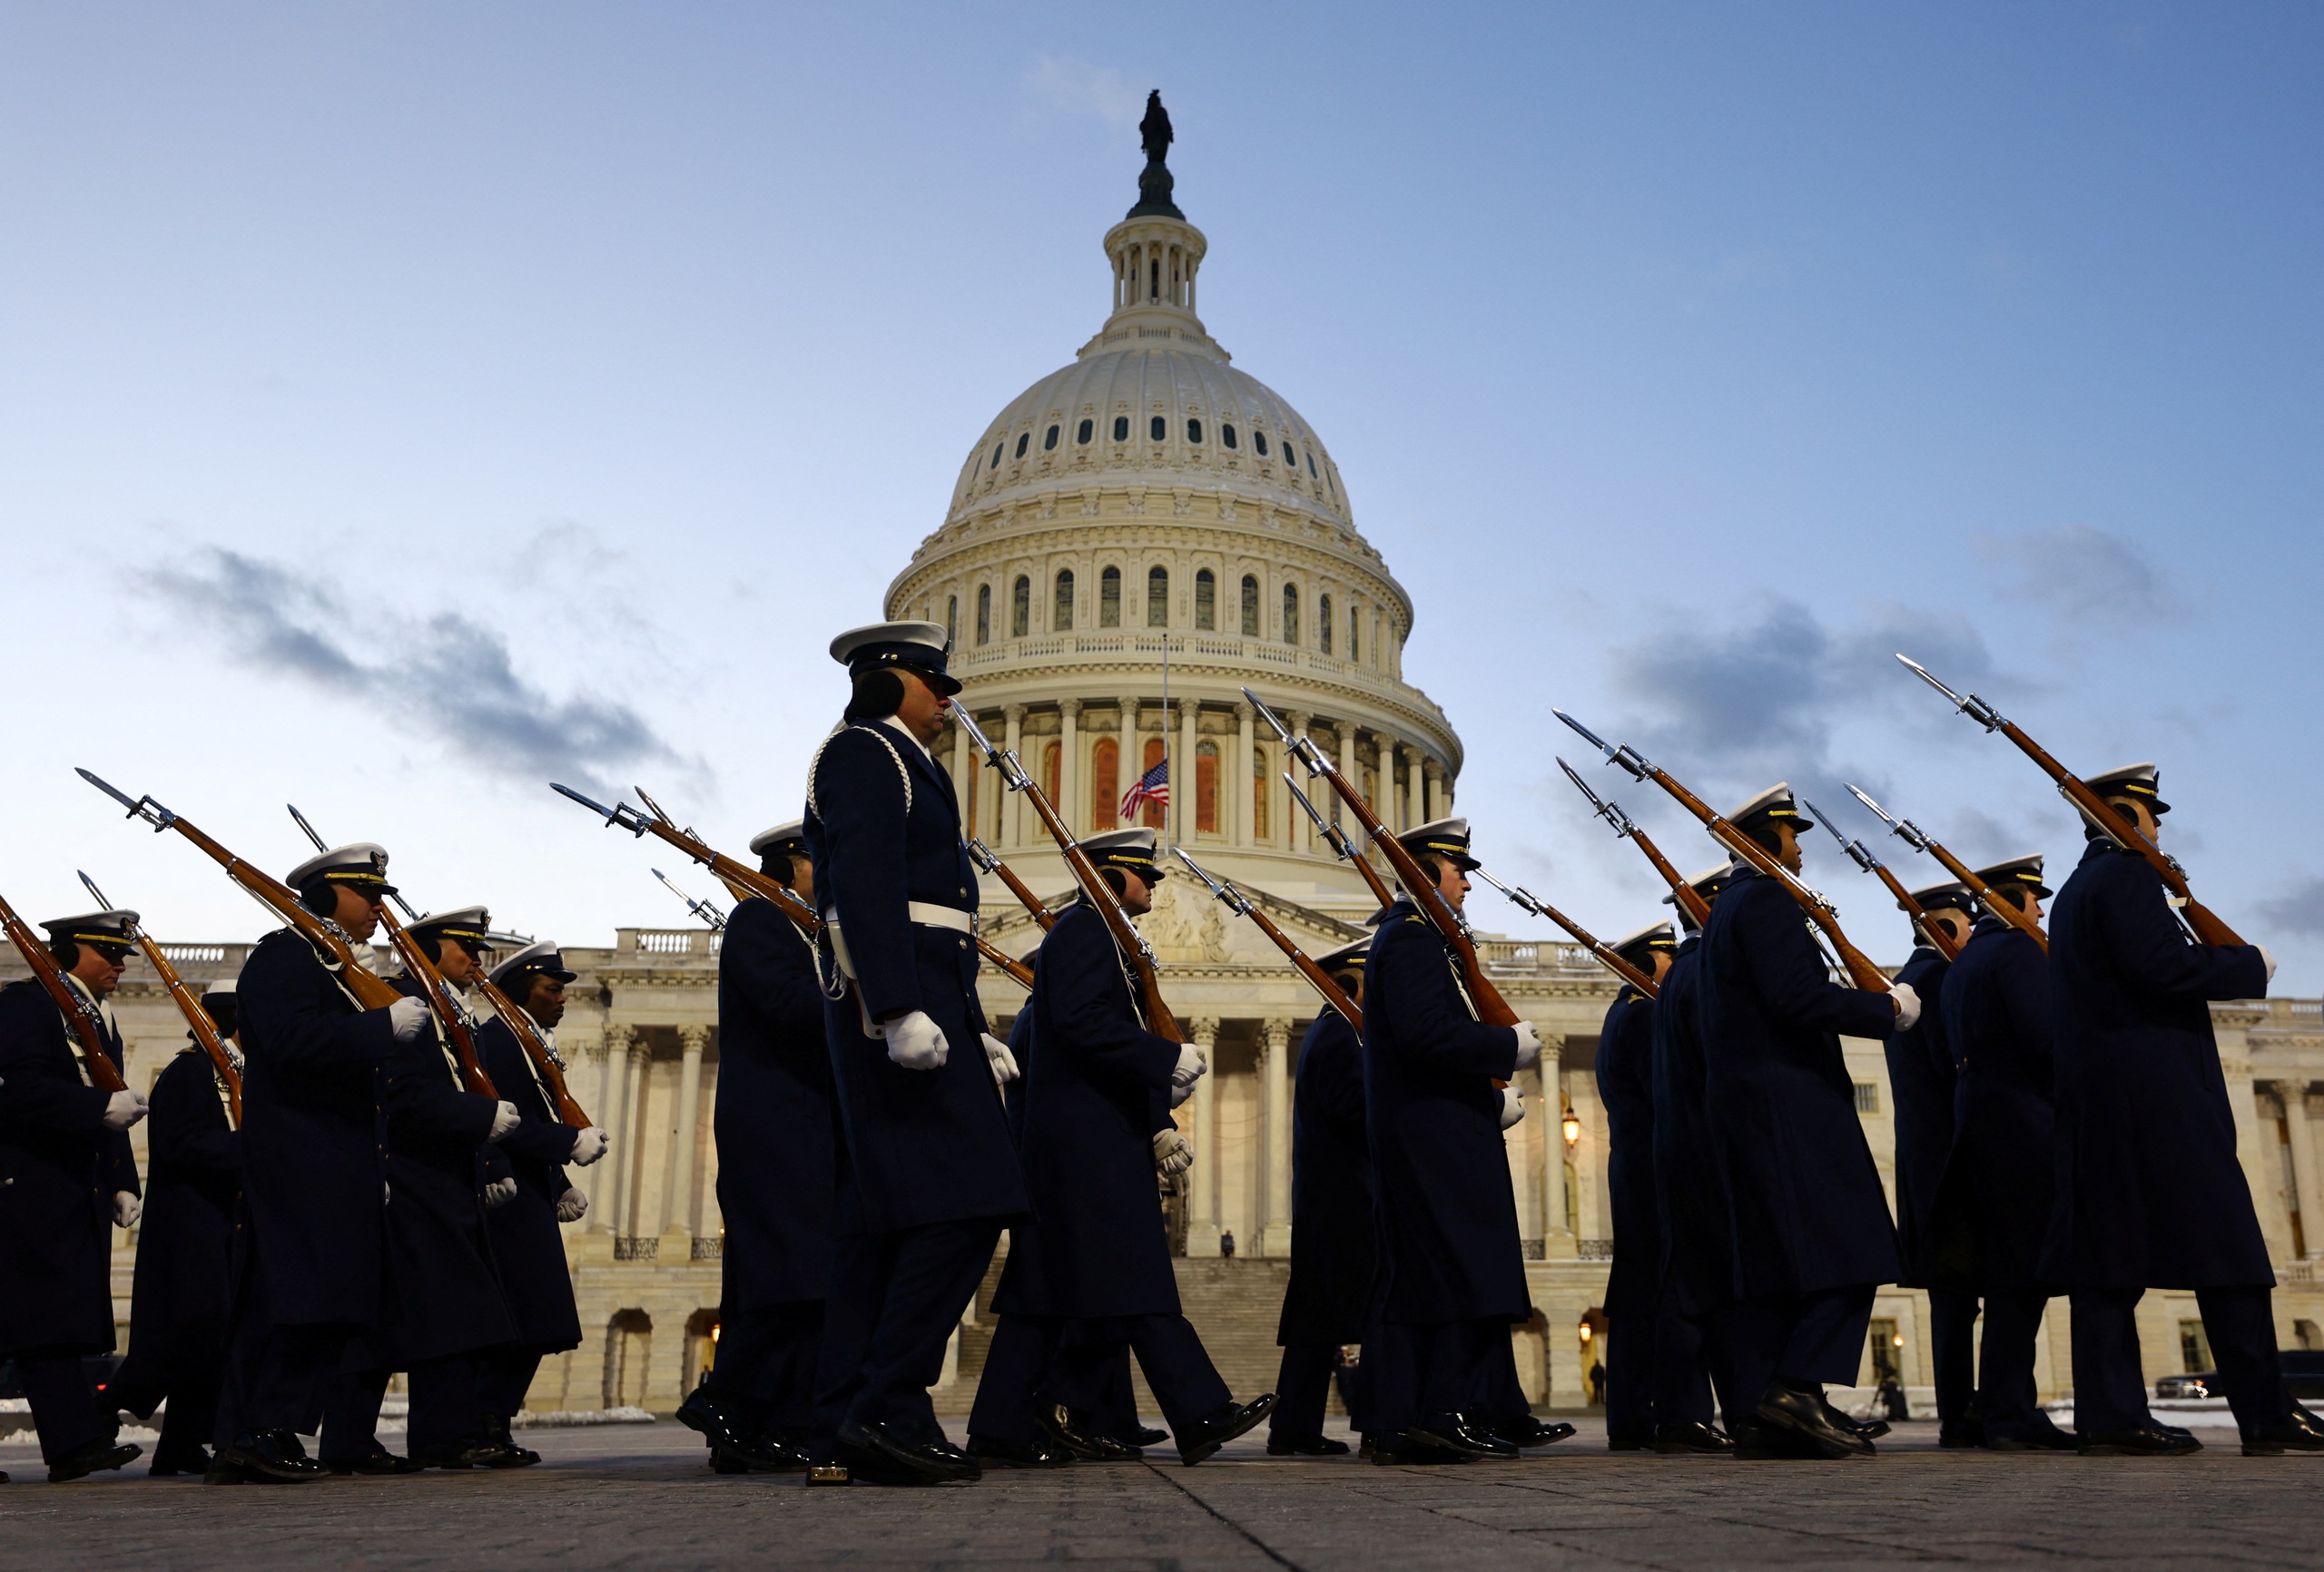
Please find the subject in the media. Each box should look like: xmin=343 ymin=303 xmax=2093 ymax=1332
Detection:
xmin=3 ymin=4 xmax=2319 ymax=984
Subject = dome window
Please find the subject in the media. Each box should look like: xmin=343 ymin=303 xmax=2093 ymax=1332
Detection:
xmin=1254 ymin=431 xmax=1270 ymax=457
xmin=1282 ymin=442 xmax=1296 ymax=469
xmin=1319 ymin=594 xmax=1334 ymax=653
xmin=1187 ymin=418 xmax=1203 ymax=444
xmin=976 ymin=585 xmax=992 ymax=645
xmin=946 ymin=594 xmax=959 ymax=644
xmin=1221 ymin=423 xmax=1237 ymax=450
xmin=990 ymin=445 xmax=1003 ymax=470
xmin=1043 ymin=425 xmax=1059 ymax=452
xmin=1349 ymin=605 xmax=1360 ymax=663
xmin=1099 ymin=565 xmax=1122 ymax=628
xmin=1054 ymin=569 xmax=1075 ymax=631
xmin=1014 ymin=432 xmax=1030 ymax=459
xmin=1147 ymin=566 xmax=1169 ymax=627
xmin=1240 ymin=575 xmax=1260 ymax=637
xmin=1077 ymin=418 xmax=1094 ymax=445
xmin=1149 ymin=415 xmax=1167 ymax=442
xmin=1011 ymin=575 xmax=1031 ymax=638
xmin=1113 ymin=416 xmax=1129 ymax=442
xmin=1282 ymin=584 xmax=1300 ymax=646
xmin=1194 ymin=568 xmax=1216 ymax=631
xmin=1307 ymin=451 xmax=1318 ymax=477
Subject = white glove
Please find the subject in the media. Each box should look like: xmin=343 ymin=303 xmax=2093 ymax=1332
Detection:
xmin=1889 ymin=981 xmax=1923 ymax=1031
xmin=1153 ymin=1127 xmax=1193 ymax=1176
xmin=1511 ymin=1021 xmax=1541 ymax=1072
xmin=1169 ymin=1079 xmax=1195 ymax=1109
xmin=387 ymin=997 xmax=429 ymax=1042
xmin=113 ymin=1191 xmax=142 ymax=1228
xmin=556 ymin=1188 xmax=588 ymax=1223
xmin=1499 ymin=1087 xmax=1525 ymax=1131
xmin=1170 ymin=1043 xmax=1208 ymax=1089
xmin=2258 ymin=944 xmax=2279 ymax=985
xmin=483 ymin=1177 xmax=518 ymax=1209
xmin=101 ymin=1090 xmax=149 ymax=1131
xmin=881 ymin=1009 xmax=950 ymax=1070
xmin=487 ymin=1100 xmax=521 ymax=1141
xmin=982 ymin=1032 xmax=1020 ymax=1086
xmin=567 ymin=1126 xmax=608 ymax=1166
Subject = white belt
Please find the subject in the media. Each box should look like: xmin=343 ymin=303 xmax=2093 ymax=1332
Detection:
xmin=821 ymin=903 xmax=975 ymax=937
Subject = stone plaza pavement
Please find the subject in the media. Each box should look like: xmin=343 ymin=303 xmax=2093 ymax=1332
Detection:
xmin=1 ymin=1418 xmax=2319 ymax=1570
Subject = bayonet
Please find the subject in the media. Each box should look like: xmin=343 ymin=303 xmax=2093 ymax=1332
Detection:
xmin=1895 ymin=653 xmax=2007 ymax=732
xmin=1807 ymin=796 xmax=1965 ymax=960
xmin=1551 ymin=710 xmax=1650 ymax=781
xmin=1842 ymin=782 xmax=2047 ymax=952
xmin=1284 ymin=771 xmax=1397 ymax=908
xmin=1554 ymin=756 xmax=1710 ymax=927
xmin=652 ymin=868 xmax=727 ymax=931
xmin=1802 ymin=797 xmax=1881 ymax=875
xmin=76 ymin=767 xmax=176 ymax=832
xmin=1176 ymin=848 xmax=1361 ymax=1029
xmin=1558 ymin=757 xmax=1636 ymax=839
xmin=1843 ymin=783 xmax=1933 ymax=853
xmin=1470 ymin=867 xmax=1655 ymax=997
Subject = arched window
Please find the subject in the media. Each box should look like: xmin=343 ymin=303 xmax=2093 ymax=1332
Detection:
xmin=1282 ymin=583 xmax=1300 ymax=645
xmin=976 ymin=585 xmax=991 ymax=645
xmin=1141 ymin=737 xmax=1167 ymax=829
xmin=1282 ymin=441 xmax=1296 ymax=469
xmin=1240 ymin=575 xmax=1260 ymax=637
xmin=1091 ymin=736 xmax=1119 ymax=830
xmin=1042 ymin=742 xmax=1061 ymax=806
xmin=1254 ymin=430 xmax=1270 ymax=457
xmin=1149 ymin=415 xmax=1167 ymax=442
xmin=990 ymin=443 xmax=1003 ymax=470
xmin=1307 ymin=450 xmax=1318 ymax=477
xmin=1251 ymin=747 xmax=1270 ymax=841
xmin=1187 ymin=418 xmax=1203 ymax=444
xmin=1113 ymin=415 xmax=1129 ymax=441
xmin=1077 ymin=418 xmax=1093 ymax=444
xmin=945 ymin=594 xmax=959 ymax=644
xmin=1053 ymin=569 xmax=1075 ymax=631
xmin=1099 ymin=565 xmax=1122 ymax=627
xmin=1319 ymin=593 xmax=1334 ymax=653
xmin=606 ymin=1309 xmax=654 ymax=1409
xmin=1195 ymin=569 xmax=1216 ymax=630
xmin=1011 ymin=575 xmax=1030 ymax=638
xmin=1043 ymin=424 xmax=1059 ymax=451
xmin=1196 ymin=741 xmax=1220 ymax=833
xmin=1348 ymin=604 xmax=1359 ymax=663
xmin=1221 ymin=423 xmax=1238 ymax=450
xmin=1014 ymin=432 xmax=1029 ymax=459
xmin=1147 ymin=566 xmax=1168 ymax=627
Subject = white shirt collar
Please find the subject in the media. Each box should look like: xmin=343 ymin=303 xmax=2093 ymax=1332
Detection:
xmin=878 ymin=713 xmax=934 ymax=762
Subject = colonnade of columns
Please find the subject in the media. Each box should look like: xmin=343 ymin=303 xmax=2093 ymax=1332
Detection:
xmin=575 ymin=1025 xmax=722 ymax=1256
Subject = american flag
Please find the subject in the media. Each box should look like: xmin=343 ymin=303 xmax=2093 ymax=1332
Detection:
xmin=1118 ymin=758 xmax=1170 ymax=820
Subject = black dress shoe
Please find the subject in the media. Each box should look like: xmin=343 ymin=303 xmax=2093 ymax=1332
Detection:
xmin=915 ymin=1430 xmax=982 ymax=1479
xmin=1175 ymin=1394 xmax=1276 ymax=1466
xmin=410 ymin=1438 xmax=510 ymax=1470
xmin=2077 ymin=1423 xmax=2203 ymax=1457
xmin=2241 ymin=1406 xmax=2324 ymax=1457
xmin=1752 ymin=1386 xmax=1875 ymax=1459
xmin=47 ymin=1438 xmax=142 ymax=1484
xmin=1265 ymin=1433 xmax=1351 ymax=1456
xmin=210 ymin=1430 xmax=323 ymax=1484
xmin=1498 ymin=1416 xmax=1578 ymax=1449
xmin=1653 ymin=1420 xmax=1735 ymax=1455
xmin=835 ymin=1421 xmax=978 ymax=1485
xmin=1126 ymin=1424 xmax=1169 ymax=1448
xmin=968 ymin=1434 xmax=1074 ymax=1468
xmin=1937 ymin=1418 xmax=1986 ymax=1449
xmin=149 ymin=1444 xmax=212 ymax=1478
xmin=677 ymin=1383 xmax=762 ymax=1456
xmin=478 ymin=1415 xmax=542 ymax=1467
xmin=1034 ymin=1407 xmax=1107 ymax=1461
xmin=1985 ymin=1417 xmax=2077 ymax=1452
xmin=1402 ymin=1412 xmax=1517 ymax=1462
xmin=322 ymin=1450 xmax=424 ymax=1476
xmin=1371 ymin=1429 xmax=1478 ymax=1465
xmin=1820 ymin=1396 xmax=1887 ymax=1440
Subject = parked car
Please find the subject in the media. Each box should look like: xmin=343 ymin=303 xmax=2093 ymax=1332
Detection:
xmin=2156 ymin=1351 xmax=2324 ymax=1401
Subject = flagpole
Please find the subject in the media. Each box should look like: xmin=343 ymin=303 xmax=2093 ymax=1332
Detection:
xmin=1161 ymin=631 xmax=1174 ymax=850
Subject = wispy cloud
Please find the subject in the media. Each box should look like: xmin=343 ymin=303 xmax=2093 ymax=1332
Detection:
xmin=1026 ymin=55 xmax=1147 ymax=128
xmin=139 ymin=546 xmax=691 ymax=795
xmin=2260 ymin=876 xmax=2324 ymax=939
xmin=1974 ymin=524 xmax=2196 ymax=624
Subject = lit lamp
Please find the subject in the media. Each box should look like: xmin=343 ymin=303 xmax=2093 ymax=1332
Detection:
xmin=1577 ymin=1319 xmax=1593 ymax=1346
xmin=1561 ymin=1098 xmax=1581 ymax=1149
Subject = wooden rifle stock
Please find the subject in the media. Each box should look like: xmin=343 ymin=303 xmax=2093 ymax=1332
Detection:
xmin=376 ymin=906 xmax=497 ymax=1099
xmin=1837 ymin=786 xmax=2044 ymax=955
xmin=1867 ymin=863 xmax=1965 ymax=961
xmin=472 ymin=973 xmax=589 ymax=1126
xmin=0 ymin=888 xmax=130 ymax=1095
xmin=969 ymin=840 xmax=1057 ymax=930
xmin=1554 ymin=759 xmax=1712 ymax=928
xmin=1472 ymin=870 xmax=1657 ymax=997
xmin=1176 ymin=850 xmax=1362 ymax=1030
xmin=125 ymin=920 xmax=242 ymax=1120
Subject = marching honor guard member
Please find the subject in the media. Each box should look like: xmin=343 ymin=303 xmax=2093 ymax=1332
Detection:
xmin=1698 ymin=787 xmax=1915 ymax=1459
xmin=2045 ymin=764 xmax=2324 ymax=1456
xmin=1883 ymin=881 xmax=1980 ymax=1448
xmin=113 ymin=980 xmax=244 ymax=1476
xmin=0 ymin=910 xmax=146 ymax=1483
xmin=474 ymin=940 xmax=607 ymax=1456
xmin=1931 ymin=858 xmax=2072 ymax=1450
xmin=678 ymin=821 xmax=833 ymax=1474
xmin=974 ymin=829 xmax=1272 ymax=1469
xmin=1595 ymin=920 xmax=1679 ymax=1451
xmin=804 ymin=622 xmax=1028 ymax=1486
xmin=1363 ymin=819 xmax=1545 ymax=1462
xmin=211 ymin=845 xmax=428 ymax=1484
xmin=1268 ymin=938 xmax=1375 ymax=1457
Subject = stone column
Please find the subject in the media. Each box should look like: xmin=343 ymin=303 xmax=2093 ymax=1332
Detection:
xmin=1425 ymin=759 xmax=1446 ymax=822
xmin=608 ymin=1030 xmax=651 ymax=1239
xmin=1117 ymin=696 xmax=1140 ymax=830
xmin=1002 ymin=704 xmax=1027 ymax=849
xmin=1539 ymin=1035 xmax=1572 ymax=1258
xmin=663 ymin=1025 xmax=708 ymax=1240
xmin=1285 ymin=711 xmax=1311 ymax=851
xmin=1404 ymin=743 xmax=1424 ymax=830
xmin=950 ymin=714 xmax=971 ymax=814
xmin=1373 ymin=736 xmax=1395 ymax=831
xmin=1187 ymin=1017 xmax=1222 ymax=1255
xmin=572 ymin=1032 xmax=611 ymax=1228
xmin=596 ymin=1025 xmax=635 ymax=1233
xmin=1235 ymin=702 xmax=1256 ymax=848
xmin=1059 ymin=699 xmax=1082 ymax=839
xmin=1262 ymin=1017 xmax=1295 ymax=1256
xmin=1338 ymin=723 xmax=1358 ymax=801
xmin=2299 ymin=1090 xmax=2324 ymax=1258
xmin=1178 ymin=699 xmax=1200 ymax=843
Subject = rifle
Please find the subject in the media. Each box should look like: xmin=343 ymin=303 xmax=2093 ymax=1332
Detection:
xmin=1550 ymin=714 xmax=1895 ymax=994
xmin=1243 ymin=688 xmax=1525 ymax=1036
xmin=552 ymin=782 xmax=1034 ymax=989
xmin=1555 ymin=757 xmax=1712 ymax=928
xmin=968 ymin=840 xmax=1057 ymax=930
xmin=1176 ymin=849 xmax=1362 ymax=1030
xmin=1895 ymin=654 xmax=2241 ymax=946
xmin=652 ymin=869 xmax=728 ymax=931
xmin=77 ymin=872 xmax=239 ymax=1119
xmin=0 ymin=884 xmax=130 ymax=1095
xmin=78 ymin=770 xmax=409 ymax=1014
xmin=1799 ymin=800 xmax=1966 ymax=961
xmin=951 ymin=708 xmax=1179 ymax=1039
xmin=1469 ymin=867 xmax=1658 ymax=997
xmin=1840 ymin=785 xmax=2048 ymax=954
xmin=286 ymin=805 xmax=497 ymax=1100
xmin=1284 ymin=771 xmax=1398 ymax=910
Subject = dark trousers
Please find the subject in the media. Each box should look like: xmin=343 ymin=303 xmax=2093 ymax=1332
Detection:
xmin=15 ymin=1352 xmax=107 ymax=1465
xmin=478 ymin=1348 xmax=544 ymax=1420
xmin=320 ymin=1355 xmax=488 ymax=1459
xmin=1729 ymin=1284 xmax=1876 ymax=1407
xmin=1051 ymin=1314 xmax=1230 ymax=1439
xmin=2073 ymin=1285 xmax=2294 ymax=1437
xmin=1607 ymin=1312 xmax=1656 ymax=1443
xmin=966 ymin=1314 xmax=1055 ymax=1443
xmin=813 ymin=1216 xmax=1001 ymax=1448
xmin=1370 ymin=1317 xmax=1501 ymax=1433
xmin=213 ymin=1318 xmax=357 ymax=1445
xmin=1472 ymin=1326 xmax=1529 ymax=1421
xmin=1653 ymin=1307 xmax=1723 ymax=1430
xmin=1075 ymin=1343 xmax=1145 ymax=1439
xmin=1272 ymin=1342 xmax=1338 ymax=1439
xmin=1976 ymin=1290 xmax=2054 ymax=1439
xmin=1928 ymin=1288 xmax=1979 ymax=1425
xmin=153 ymin=1363 xmax=223 ymax=1468
xmin=707 ymin=1300 xmax=824 ymax=1431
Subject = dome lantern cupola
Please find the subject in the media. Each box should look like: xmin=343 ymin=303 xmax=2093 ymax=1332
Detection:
xmin=1089 ymin=93 xmax=1225 ymax=364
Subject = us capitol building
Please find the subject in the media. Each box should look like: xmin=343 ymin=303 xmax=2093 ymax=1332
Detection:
xmin=38 ymin=125 xmax=2324 ymax=1427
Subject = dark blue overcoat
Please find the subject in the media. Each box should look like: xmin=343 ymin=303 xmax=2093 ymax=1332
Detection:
xmin=1279 ymin=1008 xmax=1375 ymax=1346
xmin=1649 ymin=937 xmax=1731 ymax=1314
xmin=2044 ymin=840 xmax=2271 ymax=1289
xmin=1934 ymin=918 xmax=2056 ymax=1290
xmin=1698 ymin=873 xmax=1901 ymax=1300
xmin=1884 ymin=946 xmax=1955 ymax=1287
xmin=476 ymin=1016 xmax=582 ymax=1351
xmin=117 ymin=1046 xmax=238 ymax=1387
xmin=0 ymin=978 xmax=137 ymax=1355
xmin=1362 ymin=901 xmax=1526 ymax=1326
xmin=991 ymin=899 xmax=1180 ymax=1320
xmin=232 ymin=928 xmax=394 ymax=1327
xmin=714 ymin=895 xmax=835 ymax=1306
xmin=1596 ymin=987 xmax=1660 ymax=1318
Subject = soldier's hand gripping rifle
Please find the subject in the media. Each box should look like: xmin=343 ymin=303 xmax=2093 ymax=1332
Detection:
xmin=967 ymin=840 xmax=1057 ymax=931
xmin=653 ymin=869 xmax=728 ymax=932
xmin=1550 ymin=715 xmax=1896 ymax=994
xmin=1469 ymin=867 xmax=1658 ymax=997
xmin=285 ymin=805 xmax=498 ymax=1100
xmin=77 ymin=871 xmax=239 ymax=1119
xmin=78 ymin=769 xmax=409 ymax=1015
xmin=1798 ymin=799 xmax=1966 ymax=961
xmin=1177 ymin=849 xmax=1362 ymax=1030
xmin=951 ymin=707 xmax=1179 ymax=1039
xmin=1556 ymin=757 xmax=1712 ymax=928
xmin=1895 ymin=654 xmax=2241 ymax=946
xmin=0 ymin=882 xmax=130 ymax=1095
xmin=1284 ymin=771 xmax=1398 ymax=911
xmin=1840 ymin=784 xmax=2047 ymax=953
